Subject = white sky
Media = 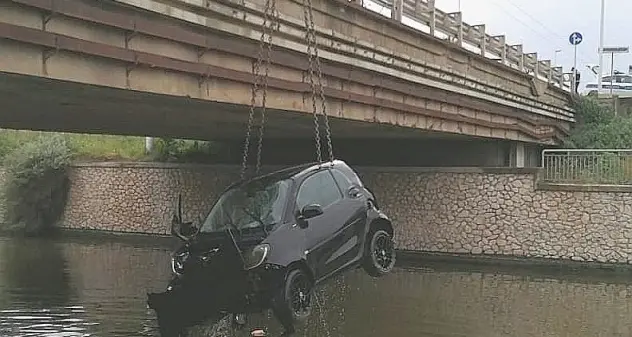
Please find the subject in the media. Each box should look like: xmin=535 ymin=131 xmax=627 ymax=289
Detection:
xmin=364 ymin=0 xmax=632 ymax=82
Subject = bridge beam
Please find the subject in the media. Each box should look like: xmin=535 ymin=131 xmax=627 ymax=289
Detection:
xmin=0 ymin=0 xmax=574 ymax=146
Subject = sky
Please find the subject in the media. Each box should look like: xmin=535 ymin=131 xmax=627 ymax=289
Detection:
xmin=365 ymin=0 xmax=632 ymax=83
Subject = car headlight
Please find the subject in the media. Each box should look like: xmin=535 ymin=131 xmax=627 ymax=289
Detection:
xmin=243 ymin=244 xmax=270 ymax=270
xmin=171 ymin=251 xmax=189 ymax=275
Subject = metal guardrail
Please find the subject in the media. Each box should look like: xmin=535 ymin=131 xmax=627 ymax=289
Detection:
xmin=541 ymin=149 xmax=632 ymax=185
xmin=362 ymin=0 xmax=570 ymax=91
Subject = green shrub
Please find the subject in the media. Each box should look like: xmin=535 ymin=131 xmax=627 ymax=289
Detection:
xmin=565 ymin=96 xmax=632 ymax=149
xmin=1 ymin=134 xmax=74 ymax=235
xmin=151 ymin=138 xmax=224 ymax=163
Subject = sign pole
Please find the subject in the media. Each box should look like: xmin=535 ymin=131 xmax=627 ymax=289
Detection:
xmin=569 ymin=31 xmax=583 ymax=94
xmin=610 ymin=52 xmax=614 ymax=97
xmin=573 ymin=44 xmax=578 ymax=93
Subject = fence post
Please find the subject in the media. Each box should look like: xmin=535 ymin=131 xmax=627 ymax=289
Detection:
xmin=494 ymin=35 xmax=506 ymax=64
xmin=428 ymin=0 xmax=436 ymax=37
xmin=391 ymin=0 xmax=403 ymax=21
xmin=511 ymin=44 xmax=524 ymax=71
xmin=473 ymin=24 xmax=486 ymax=56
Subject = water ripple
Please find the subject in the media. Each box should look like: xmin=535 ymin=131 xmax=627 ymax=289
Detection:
xmin=2 ymin=236 xmax=632 ymax=337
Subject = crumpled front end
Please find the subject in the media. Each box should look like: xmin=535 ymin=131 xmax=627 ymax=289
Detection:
xmin=147 ymin=240 xmax=290 ymax=336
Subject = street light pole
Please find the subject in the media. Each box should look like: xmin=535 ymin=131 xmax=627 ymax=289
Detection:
xmin=554 ymin=49 xmax=561 ymax=67
xmin=597 ymin=0 xmax=606 ymax=94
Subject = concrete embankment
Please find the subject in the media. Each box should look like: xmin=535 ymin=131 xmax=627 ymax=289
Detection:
xmin=45 ymin=162 xmax=632 ymax=266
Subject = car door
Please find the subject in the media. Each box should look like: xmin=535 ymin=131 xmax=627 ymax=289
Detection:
xmin=294 ymin=168 xmax=367 ymax=282
xmin=320 ymin=168 xmax=369 ymax=277
xmin=295 ymin=168 xmax=345 ymax=281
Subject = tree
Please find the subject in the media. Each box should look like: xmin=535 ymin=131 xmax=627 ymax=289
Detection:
xmin=565 ymin=97 xmax=632 ymax=149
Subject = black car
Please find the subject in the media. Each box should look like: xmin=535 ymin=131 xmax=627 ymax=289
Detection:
xmin=147 ymin=160 xmax=396 ymax=336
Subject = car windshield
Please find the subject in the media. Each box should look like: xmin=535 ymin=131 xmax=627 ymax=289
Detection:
xmin=199 ymin=177 xmax=291 ymax=233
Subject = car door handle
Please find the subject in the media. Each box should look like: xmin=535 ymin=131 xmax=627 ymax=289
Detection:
xmin=348 ymin=187 xmax=362 ymax=198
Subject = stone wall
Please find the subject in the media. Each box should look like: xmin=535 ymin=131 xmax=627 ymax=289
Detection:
xmin=60 ymin=162 xmax=632 ymax=264
xmin=62 ymin=163 xmax=240 ymax=234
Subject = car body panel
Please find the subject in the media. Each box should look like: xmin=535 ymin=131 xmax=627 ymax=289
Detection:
xmin=260 ymin=222 xmax=307 ymax=267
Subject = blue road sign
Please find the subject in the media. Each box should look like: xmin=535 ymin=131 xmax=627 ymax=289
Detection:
xmin=569 ymin=32 xmax=583 ymax=45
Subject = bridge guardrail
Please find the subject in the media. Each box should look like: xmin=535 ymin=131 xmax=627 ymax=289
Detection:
xmin=362 ymin=0 xmax=570 ymax=92
xmin=541 ymin=149 xmax=632 ymax=185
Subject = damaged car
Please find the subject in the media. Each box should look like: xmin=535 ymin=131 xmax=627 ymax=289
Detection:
xmin=147 ymin=160 xmax=397 ymax=336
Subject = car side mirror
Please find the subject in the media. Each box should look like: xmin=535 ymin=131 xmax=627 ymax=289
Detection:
xmin=301 ymin=204 xmax=323 ymax=219
xmin=296 ymin=204 xmax=323 ymax=229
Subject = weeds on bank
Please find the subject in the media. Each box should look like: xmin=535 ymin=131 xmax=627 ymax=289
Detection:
xmin=1 ymin=134 xmax=73 ymax=235
xmin=0 ymin=129 xmax=231 ymax=235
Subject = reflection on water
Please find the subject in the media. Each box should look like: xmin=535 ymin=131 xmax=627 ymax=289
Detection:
xmin=1 ymin=235 xmax=632 ymax=336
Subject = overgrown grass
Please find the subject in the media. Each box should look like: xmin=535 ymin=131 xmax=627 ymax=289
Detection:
xmin=0 ymin=129 xmax=148 ymax=161
xmin=0 ymin=129 xmax=231 ymax=163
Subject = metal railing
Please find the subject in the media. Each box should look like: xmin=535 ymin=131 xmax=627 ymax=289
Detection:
xmin=362 ymin=0 xmax=570 ymax=91
xmin=541 ymin=149 xmax=632 ymax=185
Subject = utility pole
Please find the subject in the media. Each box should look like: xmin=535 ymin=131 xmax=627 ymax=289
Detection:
xmin=597 ymin=0 xmax=606 ymax=95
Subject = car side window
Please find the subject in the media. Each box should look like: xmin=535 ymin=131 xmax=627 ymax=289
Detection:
xmin=296 ymin=170 xmax=342 ymax=211
xmin=331 ymin=169 xmax=352 ymax=191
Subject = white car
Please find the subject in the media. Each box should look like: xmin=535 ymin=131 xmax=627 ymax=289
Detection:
xmin=582 ymin=73 xmax=632 ymax=97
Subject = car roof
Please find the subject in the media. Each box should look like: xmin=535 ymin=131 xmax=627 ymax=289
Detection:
xmin=225 ymin=160 xmax=352 ymax=190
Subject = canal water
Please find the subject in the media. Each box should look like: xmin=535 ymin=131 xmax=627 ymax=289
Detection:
xmin=1 ymin=236 xmax=632 ymax=337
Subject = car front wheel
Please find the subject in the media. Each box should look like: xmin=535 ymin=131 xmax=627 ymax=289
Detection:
xmin=271 ymin=267 xmax=313 ymax=335
xmin=363 ymin=229 xmax=396 ymax=277
xmin=284 ymin=268 xmax=313 ymax=322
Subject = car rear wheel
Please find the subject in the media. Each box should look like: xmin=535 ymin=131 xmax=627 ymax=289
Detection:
xmin=363 ymin=229 xmax=396 ymax=277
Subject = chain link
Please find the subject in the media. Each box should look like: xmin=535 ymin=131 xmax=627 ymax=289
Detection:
xmin=302 ymin=0 xmax=321 ymax=163
xmin=256 ymin=0 xmax=277 ymax=175
xmin=241 ymin=0 xmax=332 ymax=175
xmin=240 ymin=0 xmax=277 ymax=180
xmin=303 ymin=0 xmax=334 ymax=163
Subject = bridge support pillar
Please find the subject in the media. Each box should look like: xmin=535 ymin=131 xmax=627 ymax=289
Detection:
xmin=509 ymin=141 xmax=525 ymax=168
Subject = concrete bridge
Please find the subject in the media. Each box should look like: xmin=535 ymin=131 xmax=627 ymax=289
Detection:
xmin=0 ymin=0 xmax=574 ymax=166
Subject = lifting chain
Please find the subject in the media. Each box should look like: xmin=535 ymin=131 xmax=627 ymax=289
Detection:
xmin=303 ymin=0 xmax=334 ymax=163
xmin=240 ymin=0 xmax=277 ymax=180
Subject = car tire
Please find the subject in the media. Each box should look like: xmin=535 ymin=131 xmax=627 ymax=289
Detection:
xmin=363 ymin=228 xmax=396 ymax=277
xmin=281 ymin=268 xmax=313 ymax=323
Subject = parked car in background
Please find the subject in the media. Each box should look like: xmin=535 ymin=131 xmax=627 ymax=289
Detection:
xmin=583 ymin=72 xmax=632 ymax=97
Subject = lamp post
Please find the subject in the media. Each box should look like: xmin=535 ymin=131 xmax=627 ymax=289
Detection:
xmin=597 ymin=0 xmax=606 ymax=95
xmin=553 ymin=49 xmax=561 ymax=67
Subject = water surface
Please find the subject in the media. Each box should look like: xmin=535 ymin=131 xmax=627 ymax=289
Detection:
xmin=1 ymin=236 xmax=631 ymax=337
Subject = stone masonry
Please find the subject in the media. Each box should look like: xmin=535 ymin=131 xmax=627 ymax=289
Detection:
xmin=60 ymin=162 xmax=632 ymax=264
xmin=62 ymin=162 xmax=240 ymax=234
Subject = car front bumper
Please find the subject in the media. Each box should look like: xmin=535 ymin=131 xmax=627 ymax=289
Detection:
xmin=152 ymin=263 xmax=288 ymax=314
